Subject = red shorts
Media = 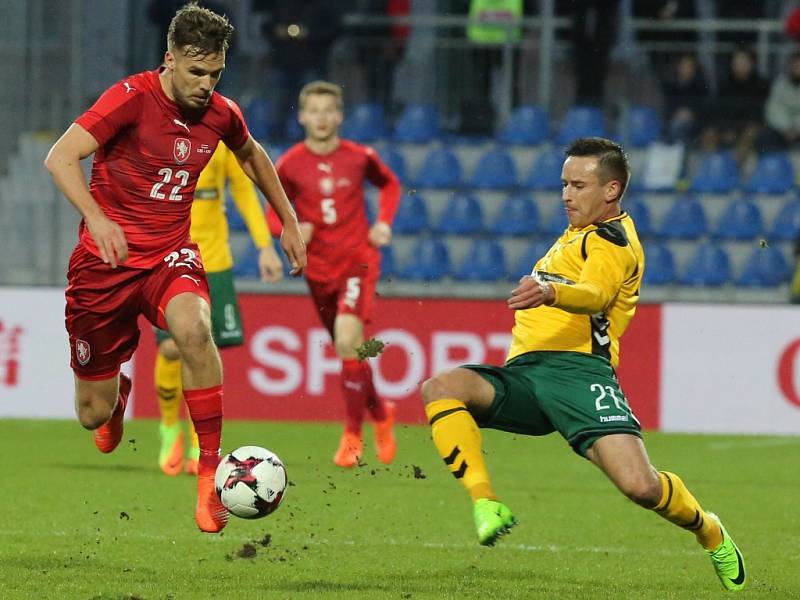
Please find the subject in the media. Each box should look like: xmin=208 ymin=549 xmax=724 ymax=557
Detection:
xmin=65 ymin=242 xmax=210 ymax=380
xmin=306 ymin=261 xmax=379 ymax=337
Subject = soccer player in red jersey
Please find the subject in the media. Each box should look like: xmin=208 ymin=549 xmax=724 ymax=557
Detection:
xmin=273 ymin=81 xmax=401 ymax=468
xmin=44 ymin=3 xmax=305 ymax=533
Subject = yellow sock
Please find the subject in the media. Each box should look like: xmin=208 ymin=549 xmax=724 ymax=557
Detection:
xmin=654 ymin=471 xmax=723 ymax=550
xmin=425 ymin=399 xmax=496 ymax=502
xmin=187 ymin=418 xmax=199 ymax=456
xmin=155 ymin=354 xmax=183 ymax=427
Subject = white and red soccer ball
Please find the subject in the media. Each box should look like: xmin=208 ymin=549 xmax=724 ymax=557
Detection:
xmin=214 ymin=446 xmax=287 ymax=519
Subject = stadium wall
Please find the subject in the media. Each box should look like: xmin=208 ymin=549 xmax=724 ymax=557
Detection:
xmin=1 ymin=288 xmax=798 ymax=435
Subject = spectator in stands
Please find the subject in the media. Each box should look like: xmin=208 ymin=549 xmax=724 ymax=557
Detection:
xmin=762 ymin=50 xmax=800 ymax=151
xmin=569 ymin=0 xmax=620 ymax=106
xmin=708 ymin=49 xmax=769 ymax=163
xmin=662 ymin=53 xmax=711 ymax=145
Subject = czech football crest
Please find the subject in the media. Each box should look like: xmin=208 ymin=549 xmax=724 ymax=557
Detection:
xmin=174 ymin=138 xmax=191 ymax=164
xmin=75 ymin=339 xmax=91 ymax=366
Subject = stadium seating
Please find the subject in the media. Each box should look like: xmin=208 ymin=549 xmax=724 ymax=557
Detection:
xmin=623 ymin=197 xmax=653 ymax=237
xmin=414 ymin=147 xmax=463 ymax=189
xmin=232 ymin=243 xmax=260 ymax=278
xmin=689 ymin=152 xmax=740 ymax=193
xmin=621 ymin=105 xmax=661 ymax=148
xmin=392 ymin=192 xmax=429 ymax=234
xmin=525 ymin=148 xmax=564 ymax=191
xmin=380 ymin=245 xmax=396 ymax=279
xmin=737 ymin=246 xmax=790 ymax=287
xmin=284 ymin=110 xmax=304 ymax=142
xmin=680 ymin=242 xmax=731 ymax=287
xmin=642 ymin=243 xmax=676 ymax=285
xmin=490 ymin=194 xmax=539 ymax=236
xmin=712 ymin=197 xmax=763 ymax=241
xmin=767 ymin=197 xmax=800 ymax=241
xmin=242 ymin=97 xmax=273 ymax=141
xmin=433 ymin=193 xmax=484 ymax=234
xmin=496 ymin=105 xmax=549 ymax=145
xmin=341 ymin=102 xmax=387 ymax=142
xmin=659 ymin=196 xmax=708 ymax=239
xmin=469 ymin=147 xmax=518 ymax=189
xmin=510 ymin=239 xmax=552 ymax=279
xmin=380 ymin=147 xmax=408 ymax=183
xmin=745 ymin=152 xmax=795 ymax=195
xmin=393 ymin=103 xmax=440 ymax=143
xmin=398 ymin=238 xmax=451 ymax=280
xmin=454 ymin=239 xmax=508 ymax=281
xmin=556 ymin=106 xmax=606 ymax=145
xmin=542 ymin=207 xmax=568 ymax=236
xmin=225 ymin=201 xmax=248 ymax=233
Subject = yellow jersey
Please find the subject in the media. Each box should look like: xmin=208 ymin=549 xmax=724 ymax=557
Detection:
xmin=191 ymin=143 xmax=271 ymax=273
xmin=507 ymin=213 xmax=644 ymax=369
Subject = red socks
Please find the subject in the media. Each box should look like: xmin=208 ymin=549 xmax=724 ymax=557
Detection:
xmin=184 ymin=385 xmax=223 ymax=476
xmin=361 ymin=360 xmax=386 ymax=421
xmin=341 ymin=359 xmax=386 ymax=433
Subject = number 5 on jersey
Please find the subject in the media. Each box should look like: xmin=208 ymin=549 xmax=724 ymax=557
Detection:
xmin=321 ymin=198 xmax=337 ymax=224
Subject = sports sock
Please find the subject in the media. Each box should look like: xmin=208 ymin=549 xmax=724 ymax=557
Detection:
xmin=155 ymin=354 xmax=182 ymax=427
xmin=340 ymin=359 xmax=366 ymax=435
xmin=654 ymin=471 xmax=723 ymax=550
xmin=361 ymin=360 xmax=387 ymax=422
xmin=187 ymin=418 xmax=199 ymax=455
xmin=425 ymin=398 xmax=495 ymax=502
xmin=184 ymin=385 xmax=223 ymax=477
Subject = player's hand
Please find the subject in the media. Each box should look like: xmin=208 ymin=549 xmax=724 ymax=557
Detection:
xmin=85 ymin=213 xmax=128 ymax=268
xmin=508 ymin=276 xmax=555 ymax=310
xmin=368 ymin=221 xmax=392 ymax=247
xmin=281 ymin=222 xmax=307 ymax=277
xmin=258 ymin=246 xmax=284 ymax=283
xmin=299 ymin=221 xmax=314 ymax=244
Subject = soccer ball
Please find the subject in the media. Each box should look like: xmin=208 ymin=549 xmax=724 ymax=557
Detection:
xmin=214 ymin=446 xmax=287 ymax=519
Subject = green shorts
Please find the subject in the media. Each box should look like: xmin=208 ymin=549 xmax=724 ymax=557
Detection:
xmin=155 ymin=268 xmax=244 ymax=348
xmin=465 ymin=351 xmax=641 ymax=456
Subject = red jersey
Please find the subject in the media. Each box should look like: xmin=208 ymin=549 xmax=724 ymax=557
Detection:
xmin=276 ymin=140 xmax=400 ymax=281
xmin=74 ymin=69 xmax=249 ymax=269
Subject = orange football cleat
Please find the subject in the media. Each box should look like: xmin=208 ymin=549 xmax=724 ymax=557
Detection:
xmin=94 ymin=373 xmax=131 ymax=454
xmin=333 ymin=432 xmax=363 ymax=468
xmin=195 ymin=473 xmax=228 ymax=533
xmin=374 ymin=401 xmax=397 ymax=464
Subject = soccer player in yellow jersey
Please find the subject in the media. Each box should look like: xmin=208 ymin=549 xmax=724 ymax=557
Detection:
xmin=421 ymin=138 xmax=746 ymax=591
xmin=156 ymin=141 xmax=283 ymax=476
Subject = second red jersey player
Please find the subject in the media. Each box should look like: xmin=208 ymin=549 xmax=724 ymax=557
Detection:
xmin=274 ymin=81 xmax=401 ymax=468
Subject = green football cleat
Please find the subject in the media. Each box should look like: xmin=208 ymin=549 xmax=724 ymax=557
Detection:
xmin=706 ymin=512 xmax=746 ymax=591
xmin=473 ymin=498 xmax=516 ymax=546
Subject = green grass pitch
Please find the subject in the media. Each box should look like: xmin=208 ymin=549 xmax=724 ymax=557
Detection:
xmin=0 ymin=419 xmax=797 ymax=599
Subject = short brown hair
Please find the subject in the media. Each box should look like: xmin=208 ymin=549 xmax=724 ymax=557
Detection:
xmin=299 ymin=81 xmax=344 ymax=111
xmin=168 ymin=2 xmax=234 ymax=57
xmin=565 ymin=137 xmax=630 ymax=201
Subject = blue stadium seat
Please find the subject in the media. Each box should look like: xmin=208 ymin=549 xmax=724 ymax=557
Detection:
xmin=490 ymin=194 xmax=540 ymax=236
xmin=622 ymin=105 xmax=661 ymax=148
xmin=510 ymin=240 xmax=553 ymax=279
xmin=689 ymin=152 xmax=740 ymax=193
xmin=713 ymin=197 xmax=763 ymax=240
xmin=381 ymin=147 xmax=407 ymax=183
xmin=469 ymin=147 xmax=518 ymax=189
xmin=393 ymin=103 xmax=440 ymax=143
xmin=496 ymin=105 xmax=549 ymax=145
xmin=341 ymin=102 xmax=387 ymax=142
xmin=525 ymin=148 xmax=564 ymax=191
xmin=242 ymin=97 xmax=273 ymax=141
xmin=542 ymin=207 xmax=568 ymax=236
xmin=454 ymin=239 xmax=508 ymax=281
xmin=380 ymin=245 xmax=396 ymax=279
xmin=737 ymin=246 xmax=790 ymax=287
xmin=624 ymin=197 xmax=652 ymax=237
xmin=768 ymin=197 xmax=800 ymax=241
xmin=642 ymin=243 xmax=675 ymax=285
xmin=392 ymin=193 xmax=429 ymax=234
xmin=680 ymin=243 xmax=731 ymax=287
xmin=745 ymin=152 xmax=795 ymax=195
xmin=414 ymin=147 xmax=463 ymax=189
xmin=658 ymin=196 xmax=707 ymax=239
xmin=284 ymin=110 xmax=304 ymax=142
xmin=433 ymin=193 xmax=484 ymax=234
xmin=232 ymin=243 xmax=260 ymax=278
xmin=225 ymin=201 xmax=248 ymax=232
xmin=398 ymin=238 xmax=451 ymax=281
xmin=556 ymin=106 xmax=606 ymax=145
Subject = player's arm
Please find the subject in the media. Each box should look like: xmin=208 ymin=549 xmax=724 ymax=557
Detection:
xmin=223 ymin=149 xmax=283 ymax=282
xmin=233 ymin=136 xmax=306 ymax=276
xmin=44 ymin=123 xmax=128 ymax=268
xmin=365 ymin=148 xmax=401 ymax=247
